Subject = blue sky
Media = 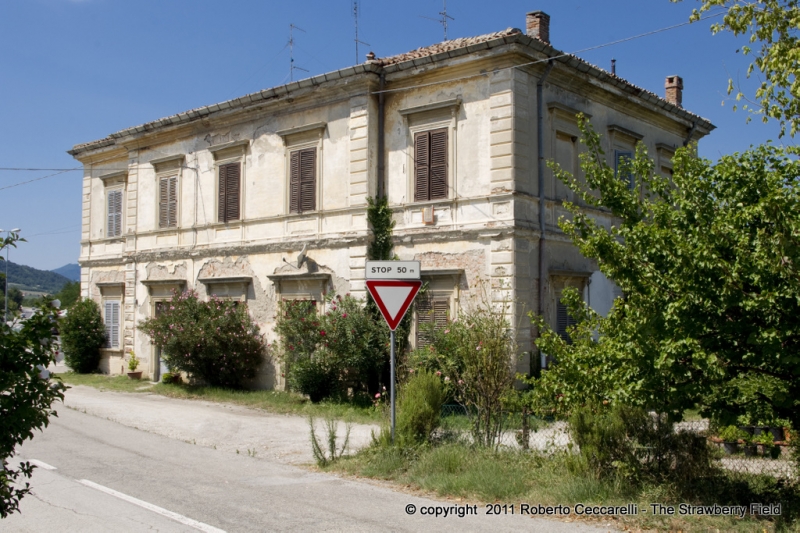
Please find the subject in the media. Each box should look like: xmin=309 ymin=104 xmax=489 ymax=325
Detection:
xmin=0 ymin=0 xmax=789 ymax=271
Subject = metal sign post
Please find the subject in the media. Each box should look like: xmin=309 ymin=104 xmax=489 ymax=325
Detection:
xmin=365 ymin=261 xmax=421 ymax=443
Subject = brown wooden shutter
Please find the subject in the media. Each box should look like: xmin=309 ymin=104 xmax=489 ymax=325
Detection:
xmin=416 ymin=297 xmax=449 ymax=347
xmin=289 ymin=151 xmax=301 ymax=213
xmin=300 ymin=148 xmax=316 ymax=212
xmin=414 ymin=132 xmax=430 ymax=201
xmin=167 ymin=176 xmax=178 ymax=227
xmin=414 ymin=129 xmax=448 ymax=201
xmin=159 ymin=177 xmax=169 ymax=228
xmin=218 ymin=163 xmax=240 ymax=222
xmin=429 ymin=129 xmax=448 ymax=199
xmin=556 ymin=301 xmax=577 ymax=342
xmin=290 ymin=148 xmax=316 ymax=214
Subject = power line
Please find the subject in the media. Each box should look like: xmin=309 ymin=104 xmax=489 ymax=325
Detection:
xmin=0 ymin=169 xmax=76 ymax=192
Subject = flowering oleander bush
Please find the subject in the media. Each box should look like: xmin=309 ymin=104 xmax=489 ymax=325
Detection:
xmin=61 ymin=298 xmax=106 ymax=374
xmin=139 ymin=291 xmax=265 ymax=389
xmin=276 ymin=294 xmax=389 ymax=402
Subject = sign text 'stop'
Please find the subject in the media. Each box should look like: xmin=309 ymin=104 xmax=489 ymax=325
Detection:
xmin=365 ymin=260 xmax=420 ymax=280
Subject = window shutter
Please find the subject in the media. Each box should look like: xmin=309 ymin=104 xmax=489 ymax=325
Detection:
xmin=429 ymin=129 xmax=448 ymax=199
xmin=289 ymin=151 xmax=301 ymax=214
xmin=556 ymin=301 xmax=577 ymax=342
xmin=615 ymin=150 xmax=634 ymax=190
xmin=104 ymin=301 xmax=113 ymax=348
xmin=159 ymin=178 xmax=169 ymax=228
xmin=416 ymin=297 xmax=449 ymax=347
xmin=300 ymin=148 xmax=316 ymax=212
xmin=414 ymin=132 xmax=430 ymax=202
xmin=111 ymin=302 xmax=120 ymax=348
xmin=107 ymin=190 xmax=122 ymax=237
xmin=290 ymin=148 xmax=316 ymax=214
xmin=167 ymin=176 xmax=178 ymax=227
xmin=218 ymin=163 xmax=240 ymax=222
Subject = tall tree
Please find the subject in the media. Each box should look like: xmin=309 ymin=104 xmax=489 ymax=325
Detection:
xmin=530 ymin=117 xmax=800 ymax=432
xmin=679 ymin=0 xmax=800 ymax=136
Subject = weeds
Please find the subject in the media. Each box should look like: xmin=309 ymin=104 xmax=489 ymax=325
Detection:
xmin=309 ymin=416 xmax=351 ymax=467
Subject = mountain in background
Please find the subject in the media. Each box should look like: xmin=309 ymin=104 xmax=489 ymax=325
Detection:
xmin=1 ymin=261 xmax=71 ymax=294
xmin=51 ymin=263 xmax=80 ymax=281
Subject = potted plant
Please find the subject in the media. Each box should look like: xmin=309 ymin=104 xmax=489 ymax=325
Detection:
xmin=126 ymin=351 xmax=143 ymax=380
xmin=742 ymin=433 xmax=760 ymax=457
xmin=719 ymin=425 xmax=744 ymax=454
xmin=752 ymin=432 xmax=778 ymax=459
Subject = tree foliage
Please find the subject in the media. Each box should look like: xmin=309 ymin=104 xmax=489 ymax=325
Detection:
xmin=139 ymin=291 xmax=265 ymax=389
xmin=60 ymin=298 xmax=106 ymax=373
xmin=530 ymin=117 xmax=800 ymax=433
xmin=55 ymin=281 xmax=81 ymax=309
xmin=680 ymin=0 xmax=800 ymax=136
xmin=0 ymin=234 xmax=65 ymax=518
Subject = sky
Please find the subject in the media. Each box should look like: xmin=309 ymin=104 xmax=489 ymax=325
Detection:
xmin=0 ymin=0 xmax=790 ymax=271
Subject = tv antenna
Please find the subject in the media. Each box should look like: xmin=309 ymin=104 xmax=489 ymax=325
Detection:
xmin=288 ymin=24 xmax=308 ymax=82
xmin=353 ymin=1 xmax=370 ymax=64
xmin=420 ymin=0 xmax=454 ymax=41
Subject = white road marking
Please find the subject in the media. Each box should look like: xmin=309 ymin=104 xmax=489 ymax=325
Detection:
xmin=77 ymin=479 xmax=226 ymax=533
xmin=29 ymin=459 xmax=57 ymax=470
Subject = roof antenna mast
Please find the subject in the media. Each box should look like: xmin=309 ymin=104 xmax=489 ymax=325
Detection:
xmin=288 ymin=23 xmax=308 ymax=82
xmin=353 ymin=1 xmax=370 ymax=64
xmin=421 ymin=0 xmax=454 ymax=41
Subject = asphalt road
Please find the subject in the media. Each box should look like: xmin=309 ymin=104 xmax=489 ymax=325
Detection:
xmin=5 ymin=396 xmax=614 ymax=532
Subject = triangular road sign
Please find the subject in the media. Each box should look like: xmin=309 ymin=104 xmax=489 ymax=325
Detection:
xmin=366 ymin=280 xmax=422 ymax=331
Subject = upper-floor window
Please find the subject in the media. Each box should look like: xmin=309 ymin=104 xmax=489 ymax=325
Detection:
xmin=289 ymin=147 xmax=316 ymax=213
xmin=152 ymin=155 xmax=183 ymax=229
xmin=218 ymin=162 xmax=241 ymax=223
xmin=107 ymin=189 xmax=123 ymax=237
xmin=413 ymin=128 xmax=448 ymax=202
xmin=100 ymin=171 xmax=127 ymax=239
xmin=614 ymin=150 xmax=634 ymax=190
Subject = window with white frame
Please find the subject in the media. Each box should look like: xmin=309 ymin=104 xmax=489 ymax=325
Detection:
xmin=151 ymin=156 xmax=183 ymax=229
xmin=277 ymin=122 xmax=325 ymax=216
xmin=400 ymin=99 xmax=460 ymax=204
xmin=100 ymin=171 xmax=126 ymax=238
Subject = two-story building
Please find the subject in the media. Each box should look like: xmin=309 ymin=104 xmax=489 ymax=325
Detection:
xmin=69 ymin=9 xmax=714 ymax=386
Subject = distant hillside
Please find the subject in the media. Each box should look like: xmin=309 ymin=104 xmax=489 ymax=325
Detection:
xmin=1 ymin=261 xmax=71 ymax=294
xmin=51 ymin=263 xmax=80 ymax=281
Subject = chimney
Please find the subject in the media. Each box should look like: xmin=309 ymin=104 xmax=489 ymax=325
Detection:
xmin=526 ymin=11 xmax=550 ymax=44
xmin=665 ymin=75 xmax=683 ymax=107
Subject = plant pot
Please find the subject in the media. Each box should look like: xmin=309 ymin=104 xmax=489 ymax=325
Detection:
xmin=769 ymin=446 xmax=782 ymax=460
xmin=723 ymin=442 xmax=739 ymax=454
xmin=127 ymin=371 xmax=143 ymax=380
xmin=768 ymin=427 xmax=785 ymax=442
xmin=739 ymin=425 xmax=756 ymax=436
xmin=743 ymin=444 xmax=758 ymax=457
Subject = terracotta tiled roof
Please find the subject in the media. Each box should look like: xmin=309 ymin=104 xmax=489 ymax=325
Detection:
xmin=376 ymin=28 xmax=522 ymax=65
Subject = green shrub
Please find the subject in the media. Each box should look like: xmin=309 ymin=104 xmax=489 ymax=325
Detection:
xmin=276 ymin=294 xmax=389 ymax=402
xmin=396 ymin=369 xmax=445 ymax=446
xmin=411 ymin=286 xmax=516 ymax=448
xmin=139 ymin=291 xmax=265 ymax=389
xmin=289 ymin=353 xmax=339 ymax=403
xmin=569 ymin=404 xmax=715 ymax=486
xmin=60 ymin=298 xmax=106 ymax=373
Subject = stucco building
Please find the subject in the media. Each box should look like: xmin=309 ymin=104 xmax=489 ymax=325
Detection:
xmin=69 ymin=10 xmax=714 ymax=386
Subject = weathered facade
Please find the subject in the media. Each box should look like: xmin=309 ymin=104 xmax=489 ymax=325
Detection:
xmin=69 ymin=10 xmax=713 ymax=386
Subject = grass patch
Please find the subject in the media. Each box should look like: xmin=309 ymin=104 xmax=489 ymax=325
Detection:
xmin=329 ymin=443 xmax=800 ymax=532
xmin=57 ymin=372 xmax=383 ymax=425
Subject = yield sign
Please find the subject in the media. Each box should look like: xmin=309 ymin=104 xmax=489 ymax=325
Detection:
xmin=366 ymin=280 xmax=422 ymax=331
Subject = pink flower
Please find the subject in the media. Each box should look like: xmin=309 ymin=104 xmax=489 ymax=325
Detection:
xmin=458 ymin=379 xmax=464 ymax=385
xmin=444 ymin=377 xmax=450 ymax=382
xmin=436 ymin=371 xmax=442 ymax=376
xmin=375 ymin=393 xmax=381 ymax=399
xmin=409 ymin=369 xmax=415 ymax=374
xmin=320 ymin=330 xmax=326 ymax=336
xmin=444 ymin=329 xmax=450 ymax=334
xmin=342 ymin=313 xmax=347 ymax=318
